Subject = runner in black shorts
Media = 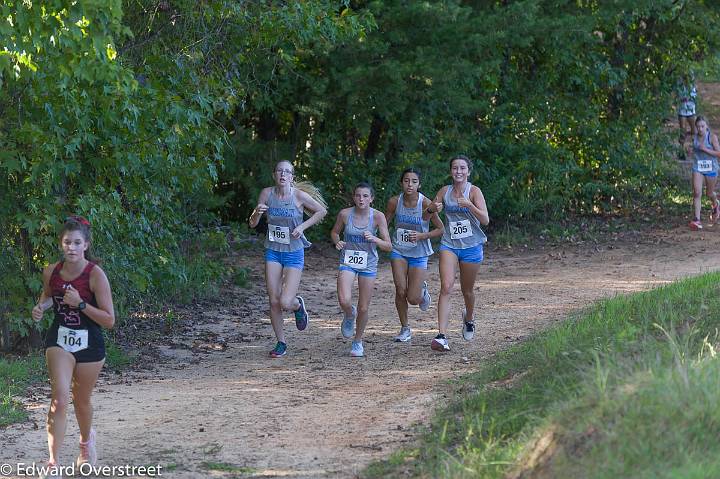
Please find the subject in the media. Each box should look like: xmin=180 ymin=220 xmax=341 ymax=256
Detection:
xmin=31 ymin=216 xmax=115 ymax=475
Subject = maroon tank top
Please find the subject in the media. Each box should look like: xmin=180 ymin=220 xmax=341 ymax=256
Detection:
xmin=49 ymin=261 xmax=97 ymax=327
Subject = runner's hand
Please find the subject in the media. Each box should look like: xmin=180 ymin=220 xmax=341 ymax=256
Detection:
xmin=63 ymin=285 xmax=81 ymax=308
xmin=291 ymin=226 xmax=304 ymax=239
xmin=457 ymin=197 xmax=472 ymax=209
xmin=363 ymin=231 xmax=376 ymax=243
xmin=31 ymin=304 xmax=44 ymax=321
xmin=335 ymin=241 xmax=345 ymax=250
xmin=433 ymin=202 xmax=443 ymax=214
xmin=255 ymin=203 xmax=268 ymax=215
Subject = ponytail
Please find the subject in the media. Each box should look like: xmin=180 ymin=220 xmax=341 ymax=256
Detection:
xmin=294 ymin=180 xmax=327 ymax=216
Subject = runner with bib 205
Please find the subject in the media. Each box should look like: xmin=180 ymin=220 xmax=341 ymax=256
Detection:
xmin=385 ymin=167 xmax=444 ymax=343
xmin=330 ymin=182 xmax=392 ymax=357
xmin=249 ymin=160 xmax=327 ymax=358
xmin=426 ymin=155 xmax=489 ymax=352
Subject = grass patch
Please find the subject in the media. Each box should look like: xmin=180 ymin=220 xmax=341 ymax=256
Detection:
xmin=200 ymin=461 xmax=256 ymax=474
xmin=364 ymin=272 xmax=720 ymax=478
xmin=104 ymin=339 xmax=136 ymax=370
xmin=0 ymin=354 xmax=45 ymax=427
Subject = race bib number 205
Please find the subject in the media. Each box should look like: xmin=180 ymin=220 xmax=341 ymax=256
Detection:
xmin=450 ymin=220 xmax=472 ymax=240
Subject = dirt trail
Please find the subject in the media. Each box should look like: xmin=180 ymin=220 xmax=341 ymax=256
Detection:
xmin=4 ymin=225 xmax=720 ymax=479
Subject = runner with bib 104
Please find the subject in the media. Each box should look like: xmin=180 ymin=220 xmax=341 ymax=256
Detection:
xmin=426 ymin=155 xmax=489 ymax=352
xmin=331 ymin=182 xmax=392 ymax=357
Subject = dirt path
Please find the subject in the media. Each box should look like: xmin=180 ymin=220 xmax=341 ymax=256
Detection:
xmin=4 ymin=225 xmax=720 ymax=479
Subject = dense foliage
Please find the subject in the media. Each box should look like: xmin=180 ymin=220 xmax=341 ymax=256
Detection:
xmin=2 ymin=0 xmax=719 ymax=347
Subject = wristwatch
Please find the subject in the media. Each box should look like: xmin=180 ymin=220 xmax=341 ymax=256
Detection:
xmin=78 ymin=301 xmax=87 ymax=311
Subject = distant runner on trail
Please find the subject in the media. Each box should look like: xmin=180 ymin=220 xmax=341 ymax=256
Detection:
xmin=249 ymin=160 xmax=327 ymax=358
xmin=689 ymin=116 xmax=720 ymax=230
xmin=331 ymin=182 xmax=392 ymax=357
xmin=676 ymin=73 xmax=698 ymax=155
xmin=385 ymin=167 xmax=444 ymax=343
xmin=31 ymin=216 xmax=115 ymax=477
xmin=426 ymin=155 xmax=489 ymax=352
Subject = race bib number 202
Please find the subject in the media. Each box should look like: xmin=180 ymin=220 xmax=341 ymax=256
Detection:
xmin=344 ymin=250 xmax=368 ymax=270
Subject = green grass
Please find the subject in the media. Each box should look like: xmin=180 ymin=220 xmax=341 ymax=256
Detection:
xmin=364 ymin=272 xmax=720 ymax=478
xmin=104 ymin=339 xmax=136 ymax=370
xmin=0 ymin=354 xmax=45 ymax=427
xmin=200 ymin=461 xmax=256 ymax=474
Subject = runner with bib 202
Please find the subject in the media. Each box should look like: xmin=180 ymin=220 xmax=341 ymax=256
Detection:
xmin=249 ymin=160 xmax=327 ymax=358
xmin=31 ymin=216 xmax=115 ymax=476
xmin=385 ymin=167 xmax=444 ymax=343
xmin=330 ymin=182 xmax=392 ymax=357
xmin=426 ymin=155 xmax=489 ymax=352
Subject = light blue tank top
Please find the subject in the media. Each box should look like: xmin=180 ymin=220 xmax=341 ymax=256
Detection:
xmin=340 ymin=209 xmax=378 ymax=273
xmin=392 ymin=193 xmax=433 ymax=258
xmin=693 ymin=131 xmax=719 ymax=173
xmin=264 ymin=188 xmax=310 ymax=252
xmin=441 ymin=183 xmax=487 ymax=249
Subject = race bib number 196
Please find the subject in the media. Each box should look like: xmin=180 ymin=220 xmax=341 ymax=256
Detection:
xmin=344 ymin=250 xmax=368 ymax=270
xmin=57 ymin=326 xmax=88 ymax=353
xmin=268 ymin=225 xmax=291 ymax=244
xmin=450 ymin=220 xmax=472 ymax=240
xmin=698 ymin=159 xmax=713 ymax=173
xmin=396 ymin=228 xmax=417 ymax=246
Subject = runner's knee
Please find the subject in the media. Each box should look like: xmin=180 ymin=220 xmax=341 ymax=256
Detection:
xmin=50 ymin=394 xmax=70 ymax=414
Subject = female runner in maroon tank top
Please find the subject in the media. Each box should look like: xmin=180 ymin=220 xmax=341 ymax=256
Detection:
xmin=31 ymin=216 xmax=115 ymax=474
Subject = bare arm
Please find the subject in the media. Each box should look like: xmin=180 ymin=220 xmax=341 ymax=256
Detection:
xmin=426 ymin=187 xmax=447 ymax=215
xmin=62 ymin=267 xmax=116 ymax=329
xmin=385 ymin=196 xmax=398 ymax=224
xmin=365 ymin=210 xmax=392 ymax=252
xmin=31 ymin=265 xmax=55 ymax=321
xmin=330 ymin=209 xmax=348 ymax=250
xmin=248 ymin=188 xmax=271 ymax=228
xmin=457 ymin=186 xmax=490 ymax=225
xmin=293 ymin=190 xmax=327 ymax=239
xmin=702 ymin=133 xmax=720 ymax=158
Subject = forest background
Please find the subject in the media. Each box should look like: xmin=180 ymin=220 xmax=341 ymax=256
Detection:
xmin=2 ymin=0 xmax=720 ymax=348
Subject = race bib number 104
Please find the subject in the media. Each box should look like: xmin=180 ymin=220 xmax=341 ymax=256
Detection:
xmin=57 ymin=326 xmax=89 ymax=353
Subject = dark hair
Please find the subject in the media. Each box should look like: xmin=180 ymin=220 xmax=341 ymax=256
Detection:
xmin=399 ymin=167 xmax=422 ymax=184
xmin=353 ymin=181 xmax=375 ymax=197
xmin=59 ymin=216 xmax=98 ymax=262
xmin=696 ymin=115 xmax=709 ymax=127
xmin=450 ymin=154 xmax=473 ymax=172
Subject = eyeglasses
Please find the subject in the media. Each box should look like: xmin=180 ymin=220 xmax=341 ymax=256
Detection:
xmin=275 ymin=169 xmax=294 ymax=176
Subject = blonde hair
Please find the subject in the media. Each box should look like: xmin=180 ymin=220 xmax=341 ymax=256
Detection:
xmin=294 ymin=180 xmax=327 ymax=216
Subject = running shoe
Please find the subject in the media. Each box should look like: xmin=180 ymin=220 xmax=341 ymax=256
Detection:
xmin=76 ymin=428 xmax=97 ymax=467
xmin=350 ymin=340 xmax=364 ymax=357
xmin=269 ymin=341 xmax=287 ymax=358
xmin=431 ymin=334 xmax=450 ymax=352
xmin=341 ymin=306 xmax=357 ymax=339
xmin=394 ymin=326 xmax=412 ymax=342
xmin=294 ymin=296 xmax=309 ymax=331
xmin=462 ymin=308 xmax=475 ymax=341
xmin=689 ymin=220 xmax=703 ymax=231
xmin=419 ymin=281 xmax=431 ymax=311
xmin=712 ymin=202 xmax=720 ymax=223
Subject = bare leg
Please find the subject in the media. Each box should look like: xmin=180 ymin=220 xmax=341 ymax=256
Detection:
xmin=391 ymin=259 xmax=409 ymax=327
xmin=45 ymin=347 xmax=76 ymax=465
xmin=437 ymin=250 xmax=458 ymax=335
xmin=355 ymin=275 xmax=376 ymax=341
xmin=72 ymin=360 xmax=104 ymax=441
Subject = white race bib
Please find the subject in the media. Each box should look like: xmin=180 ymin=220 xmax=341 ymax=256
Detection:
xmin=57 ymin=326 xmax=88 ymax=353
xmin=343 ymin=250 xmax=368 ymax=270
xmin=396 ymin=228 xmax=417 ymax=246
xmin=698 ymin=159 xmax=713 ymax=173
xmin=268 ymin=225 xmax=291 ymax=244
xmin=450 ymin=220 xmax=472 ymax=240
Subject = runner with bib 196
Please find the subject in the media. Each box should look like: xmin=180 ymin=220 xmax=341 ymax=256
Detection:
xmin=385 ymin=167 xmax=444 ymax=343
xmin=330 ymin=182 xmax=392 ymax=357
xmin=426 ymin=155 xmax=489 ymax=352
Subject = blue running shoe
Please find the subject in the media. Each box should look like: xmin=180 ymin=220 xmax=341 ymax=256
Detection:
xmin=341 ymin=306 xmax=357 ymax=339
xmin=295 ymin=296 xmax=309 ymax=331
xmin=269 ymin=341 xmax=287 ymax=358
xmin=350 ymin=340 xmax=364 ymax=357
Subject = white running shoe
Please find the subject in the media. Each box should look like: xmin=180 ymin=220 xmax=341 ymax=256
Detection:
xmin=431 ymin=335 xmax=450 ymax=352
xmin=394 ymin=326 xmax=412 ymax=342
xmin=341 ymin=306 xmax=357 ymax=338
xmin=419 ymin=281 xmax=431 ymax=311
xmin=76 ymin=428 xmax=97 ymax=467
xmin=350 ymin=340 xmax=364 ymax=357
xmin=462 ymin=308 xmax=475 ymax=341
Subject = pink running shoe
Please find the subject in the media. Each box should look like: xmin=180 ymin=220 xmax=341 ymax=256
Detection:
xmin=689 ymin=220 xmax=703 ymax=231
xmin=76 ymin=428 xmax=97 ymax=467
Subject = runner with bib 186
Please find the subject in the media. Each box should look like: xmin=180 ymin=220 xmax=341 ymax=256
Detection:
xmin=249 ymin=160 xmax=327 ymax=358
xmin=426 ymin=155 xmax=489 ymax=352
xmin=689 ymin=116 xmax=720 ymax=231
xmin=330 ymin=182 xmax=392 ymax=357
xmin=385 ymin=167 xmax=444 ymax=343
xmin=31 ymin=216 xmax=116 ymax=477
